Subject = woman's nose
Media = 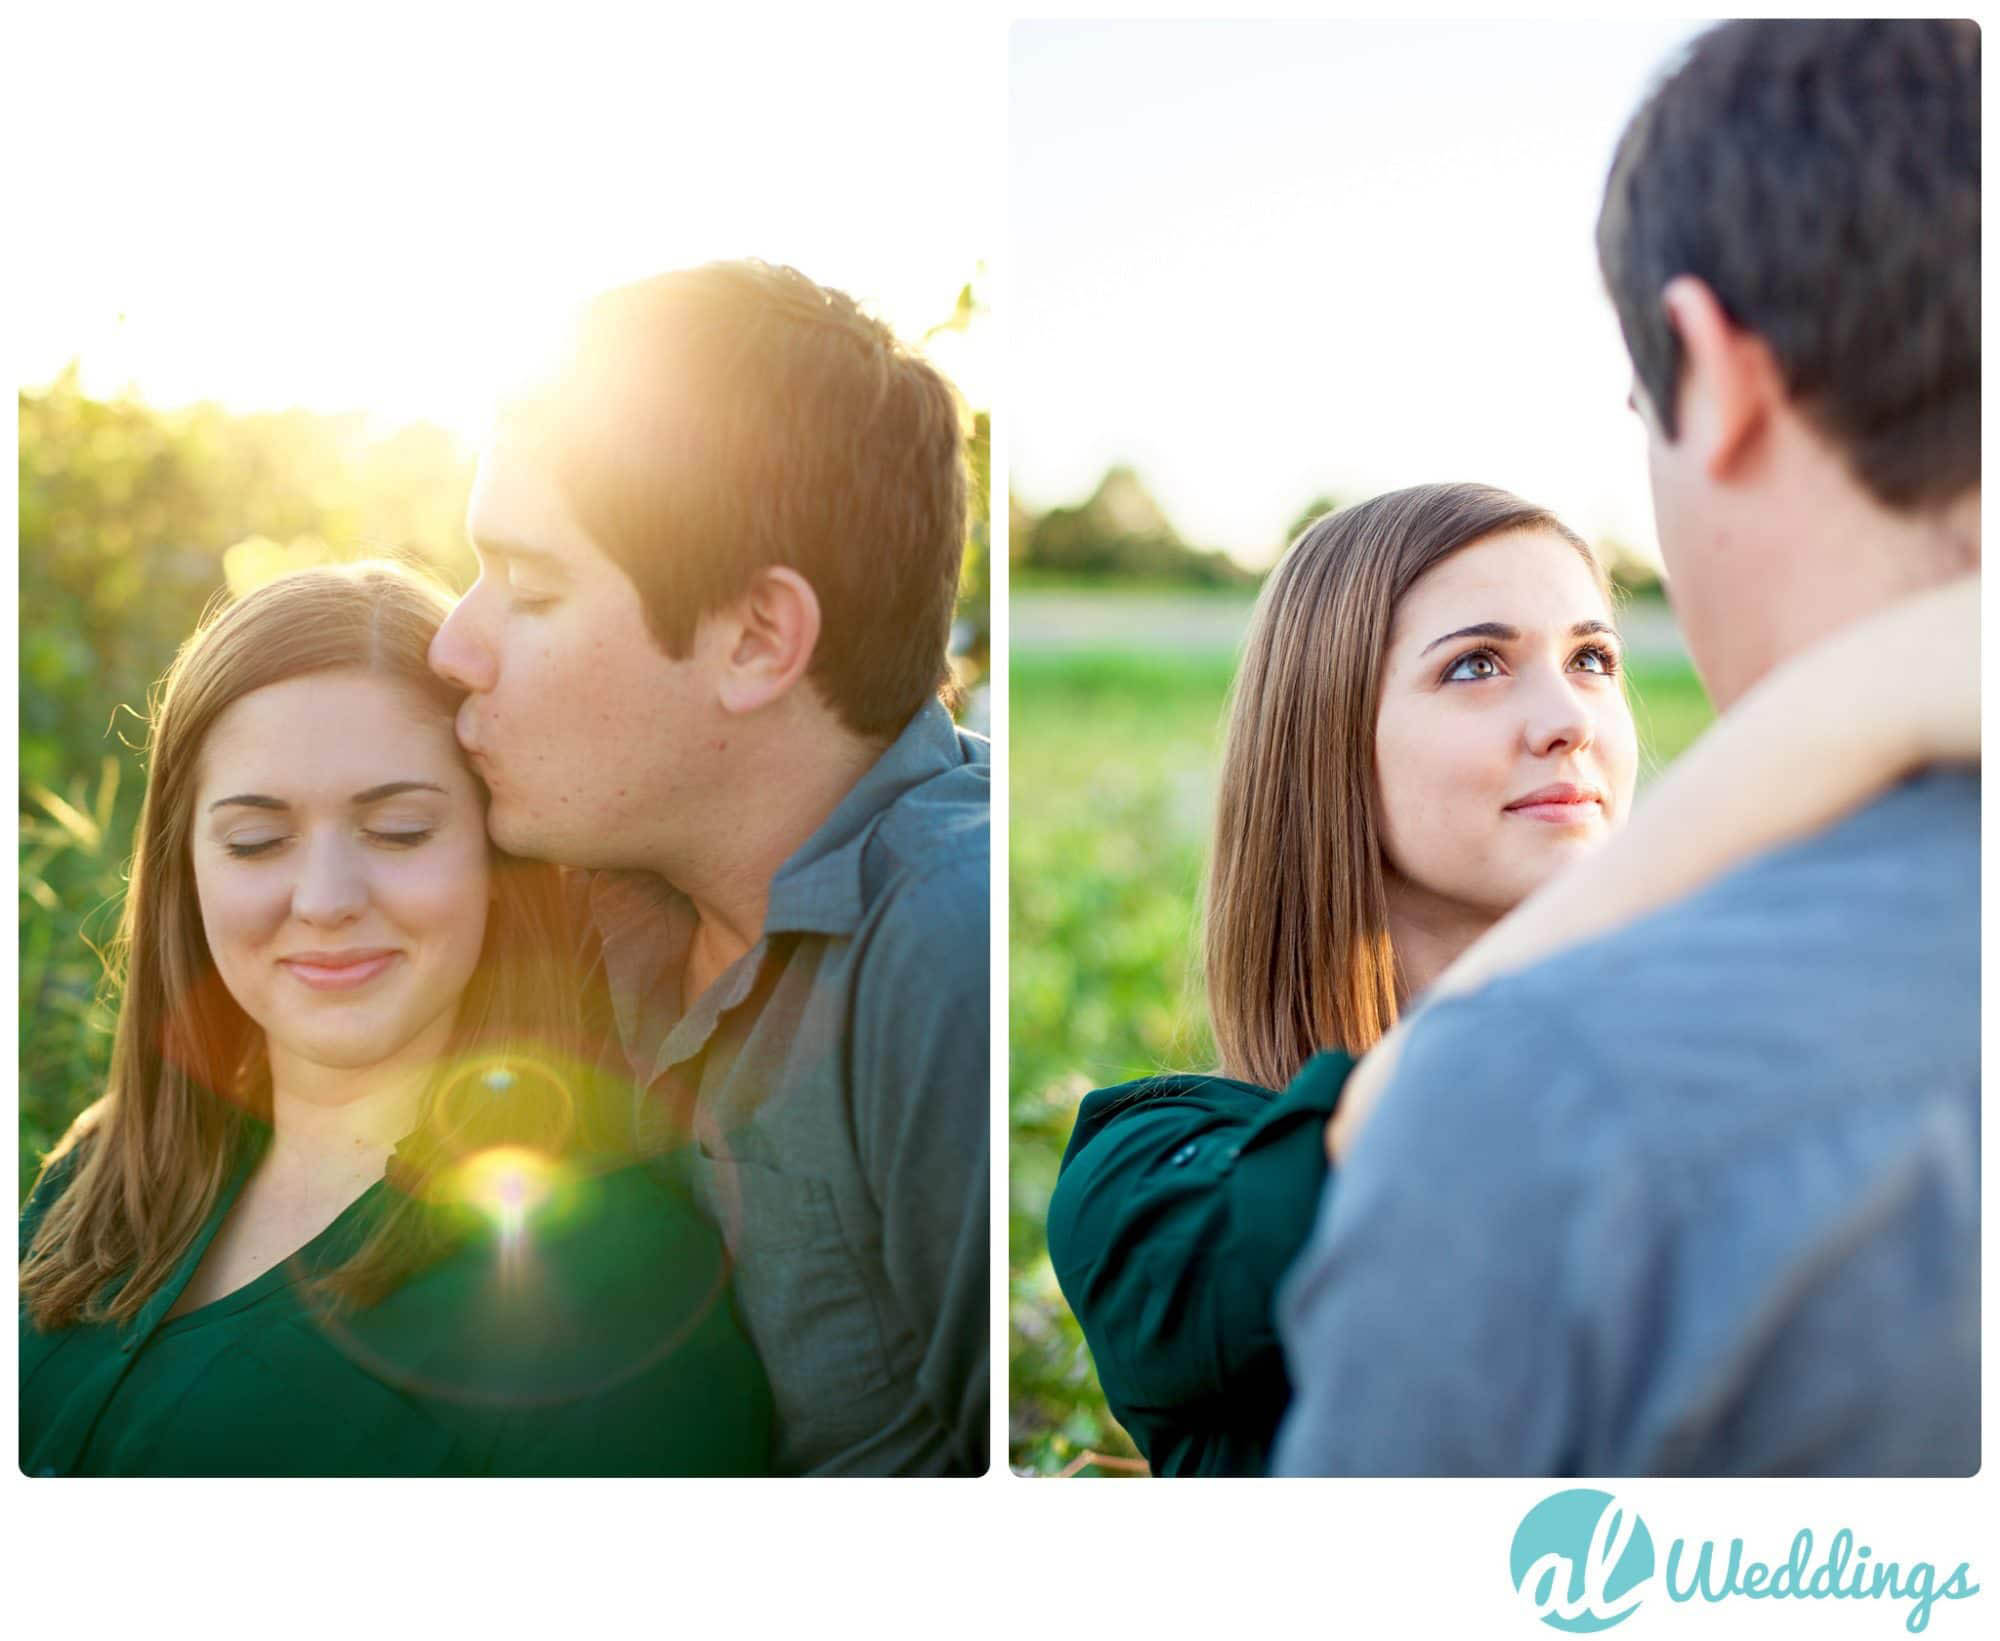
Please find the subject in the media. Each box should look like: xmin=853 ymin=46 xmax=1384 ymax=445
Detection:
xmin=291 ymin=833 xmax=368 ymax=927
xmin=1523 ymin=673 xmax=1596 ymax=758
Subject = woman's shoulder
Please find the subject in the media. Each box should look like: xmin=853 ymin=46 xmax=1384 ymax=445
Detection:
xmin=1063 ymin=1053 xmax=1357 ymax=1173
xmin=1068 ymin=1069 xmax=1274 ymax=1149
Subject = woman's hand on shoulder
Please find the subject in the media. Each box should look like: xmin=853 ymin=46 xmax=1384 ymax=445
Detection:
xmin=1325 ymin=1029 xmax=1401 ymax=1163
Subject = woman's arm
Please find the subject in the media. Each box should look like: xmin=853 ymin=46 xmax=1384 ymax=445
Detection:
xmin=1330 ymin=573 xmax=1979 ymax=1158
xmin=1047 ymin=1056 xmax=1354 ymax=1474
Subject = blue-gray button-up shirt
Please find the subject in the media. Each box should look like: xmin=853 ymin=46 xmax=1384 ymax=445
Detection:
xmin=578 ymin=700 xmax=989 ymax=1475
xmin=1274 ymin=771 xmax=1979 ymax=1476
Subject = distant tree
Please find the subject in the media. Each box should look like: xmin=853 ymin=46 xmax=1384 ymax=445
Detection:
xmin=1019 ymin=465 xmax=1258 ymax=587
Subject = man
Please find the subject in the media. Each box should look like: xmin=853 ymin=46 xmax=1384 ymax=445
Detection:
xmin=1275 ymin=19 xmax=1978 ymax=1475
xmin=430 ymin=262 xmax=989 ymax=1475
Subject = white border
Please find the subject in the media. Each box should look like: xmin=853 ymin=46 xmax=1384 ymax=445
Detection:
xmin=6 ymin=4 xmax=1993 ymax=1639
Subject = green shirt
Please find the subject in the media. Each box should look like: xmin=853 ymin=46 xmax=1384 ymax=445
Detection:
xmin=1045 ymin=1051 xmax=1354 ymax=1477
xmin=20 ymin=1128 xmax=772 ymax=1476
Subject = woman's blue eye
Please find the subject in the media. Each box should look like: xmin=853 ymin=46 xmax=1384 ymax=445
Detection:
xmin=1572 ymin=644 xmax=1620 ymax=675
xmin=1444 ymin=651 xmax=1502 ymax=682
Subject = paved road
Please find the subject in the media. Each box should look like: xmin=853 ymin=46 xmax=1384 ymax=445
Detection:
xmin=1012 ymin=588 xmax=1690 ymax=661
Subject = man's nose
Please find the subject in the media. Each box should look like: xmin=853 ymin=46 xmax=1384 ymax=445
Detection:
xmin=291 ymin=833 xmax=369 ymax=928
xmin=429 ymin=584 xmax=497 ymax=694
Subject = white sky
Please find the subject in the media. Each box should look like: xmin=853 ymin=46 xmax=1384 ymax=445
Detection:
xmin=1012 ymin=18 xmax=1710 ymax=566
xmin=11 ymin=6 xmax=997 ymax=439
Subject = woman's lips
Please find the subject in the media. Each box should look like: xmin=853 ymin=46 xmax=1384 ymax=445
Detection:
xmin=279 ymin=951 xmax=400 ymax=991
xmin=1506 ymin=800 xmax=1604 ymax=824
xmin=1504 ymin=784 xmax=1605 ymax=825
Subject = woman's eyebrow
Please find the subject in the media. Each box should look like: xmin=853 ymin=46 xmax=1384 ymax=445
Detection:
xmin=1419 ymin=618 xmax=1618 ymax=657
xmin=206 ymin=780 xmax=447 ymax=814
xmin=1420 ymin=621 xmax=1518 ymax=656
xmin=353 ymin=780 xmax=449 ymax=805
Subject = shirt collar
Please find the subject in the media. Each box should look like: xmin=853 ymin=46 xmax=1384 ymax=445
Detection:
xmin=763 ymin=699 xmax=977 ymax=939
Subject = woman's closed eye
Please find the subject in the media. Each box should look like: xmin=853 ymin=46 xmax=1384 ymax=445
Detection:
xmin=224 ymin=835 xmax=288 ymax=859
xmin=223 ymin=826 xmax=437 ymax=859
xmin=365 ymin=826 xmax=436 ymax=848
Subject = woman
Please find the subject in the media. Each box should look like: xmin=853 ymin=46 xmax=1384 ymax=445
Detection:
xmin=20 ymin=562 xmax=771 ymax=1476
xmin=1046 ymin=482 xmax=1976 ymax=1477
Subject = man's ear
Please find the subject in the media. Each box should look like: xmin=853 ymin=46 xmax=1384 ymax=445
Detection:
xmin=715 ymin=566 xmax=822 ymax=715
xmin=1661 ymin=275 xmax=1784 ymax=483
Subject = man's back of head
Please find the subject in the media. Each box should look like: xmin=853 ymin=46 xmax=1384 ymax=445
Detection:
xmin=1596 ymin=20 xmax=1978 ymax=705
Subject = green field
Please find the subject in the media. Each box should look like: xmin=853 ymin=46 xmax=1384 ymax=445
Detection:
xmin=1008 ymin=644 xmax=1713 ymax=1475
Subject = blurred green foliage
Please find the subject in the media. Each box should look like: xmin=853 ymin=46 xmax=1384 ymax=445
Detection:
xmin=20 ymin=280 xmax=991 ymax=1202
xmin=1008 ymin=642 xmax=1714 ymax=1475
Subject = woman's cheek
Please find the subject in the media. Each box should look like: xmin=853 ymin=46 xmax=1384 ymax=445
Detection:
xmin=384 ymin=837 xmax=491 ymax=953
xmin=1602 ymin=701 xmax=1641 ymax=817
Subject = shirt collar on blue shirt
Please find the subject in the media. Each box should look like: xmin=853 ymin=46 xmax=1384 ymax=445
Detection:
xmin=761 ymin=698 xmax=977 ymax=939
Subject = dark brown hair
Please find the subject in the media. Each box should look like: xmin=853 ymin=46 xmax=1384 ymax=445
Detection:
xmin=1598 ymin=19 xmax=1979 ymax=511
xmin=21 ymin=562 xmax=595 ymax=1329
xmin=506 ymin=261 xmax=969 ymax=739
xmin=1205 ymin=484 xmax=1608 ymax=1089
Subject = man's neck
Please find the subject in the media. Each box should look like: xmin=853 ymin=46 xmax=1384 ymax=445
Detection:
xmin=1705 ymin=462 xmax=1979 ymax=709
xmin=665 ymin=713 xmax=891 ymax=1005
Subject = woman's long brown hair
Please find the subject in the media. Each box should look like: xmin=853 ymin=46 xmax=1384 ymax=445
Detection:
xmin=1203 ymin=484 xmax=1608 ymax=1089
xmin=21 ymin=562 xmax=599 ymax=1329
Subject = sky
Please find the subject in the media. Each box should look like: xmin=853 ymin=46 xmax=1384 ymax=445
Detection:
xmin=1011 ymin=18 xmax=1710 ymax=567
xmin=12 ymin=7 xmax=997 ymax=439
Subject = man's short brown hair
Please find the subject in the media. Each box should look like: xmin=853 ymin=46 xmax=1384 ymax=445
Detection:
xmin=1597 ymin=19 xmax=1979 ymax=511
xmin=511 ymin=261 xmax=968 ymax=739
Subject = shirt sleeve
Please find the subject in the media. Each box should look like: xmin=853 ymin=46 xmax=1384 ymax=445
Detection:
xmin=1046 ymin=1056 xmax=1352 ymax=1458
xmin=849 ymin=856 xmax=991 ymax=1473
xmin=1272 ymin=994 xmax=1593 ymax=1475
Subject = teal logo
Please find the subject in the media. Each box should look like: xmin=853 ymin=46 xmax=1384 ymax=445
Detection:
xmin=1510 ymin=1490 xmax=1655 ymax=1631
xmin=1508 ymin=1493 xmax=1982 ymax=1633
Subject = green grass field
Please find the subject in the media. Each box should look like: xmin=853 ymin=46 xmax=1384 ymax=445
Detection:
xmin=1008 ymin=645 xmax=1713 ymax=1475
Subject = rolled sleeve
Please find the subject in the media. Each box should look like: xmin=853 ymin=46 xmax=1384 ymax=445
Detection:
xmin=1049 ymin=1056 xmax=1352 ymax=1441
